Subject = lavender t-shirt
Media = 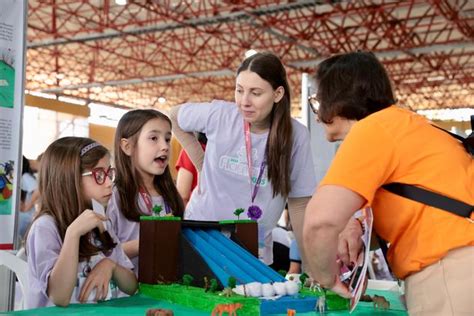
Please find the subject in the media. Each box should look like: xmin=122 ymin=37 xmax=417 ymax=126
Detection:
xmin=107 ymin=188 xmax=168 ymax=274
xmin=178 ymin=100 xmax=317 ymax=264
xmin=26 ymin=215 xmax=133 ymax=308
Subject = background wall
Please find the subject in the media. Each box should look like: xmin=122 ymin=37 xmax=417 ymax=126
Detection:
xmin=89 ymin=123 xmax=115 ymax=151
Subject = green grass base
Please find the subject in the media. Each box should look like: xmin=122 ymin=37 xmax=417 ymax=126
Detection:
xmin=140 ymin=216 xmax=181 ymax=221
xmin=140 ymin=283 xmax=260 ymax=315
xmin=219 ymin=219 xmax=256 ymax=224
xmin=140 ymin=283 xmax=349 ymax=314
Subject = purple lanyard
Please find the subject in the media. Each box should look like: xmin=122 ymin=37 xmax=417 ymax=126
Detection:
xmin=139 ymin=187 xmax=171 ymax=215
xmin=244 ymin=121 xmax=267 ymax=204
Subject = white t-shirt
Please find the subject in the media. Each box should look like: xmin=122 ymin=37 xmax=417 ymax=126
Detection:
xmin=178 ymin=100 xmax=317 ymax=264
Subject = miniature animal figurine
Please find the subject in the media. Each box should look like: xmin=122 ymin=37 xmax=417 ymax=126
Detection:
xmin=145 ymin=308 xmax=174 ymax=316
xmin=305 ymin=278 xmax=323 ymax=293
xmin=219 ymin=287 xmax=234 ymax=297
xmin=303 ymin=277 xmax=314 ymax=289
xmin=360 ymin=294 xmax=373 ymax=302
xmin=203 ymin=276 xmax=210 ymax=292
xmin=211 ymin=303 xmax=243 ymax=316
xmin=316 ymin=295 xmax=326 ymax=314
xmin=372 ymin=294 xmax=390 ymax=310
xmin=287 ymin=308 xmax=296 ymax=315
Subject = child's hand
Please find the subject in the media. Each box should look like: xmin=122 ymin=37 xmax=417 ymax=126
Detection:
xmin=79 ymin=258 xmax=116 ymax=302
xmin=67 ymin=209 xmax=108 ymax=237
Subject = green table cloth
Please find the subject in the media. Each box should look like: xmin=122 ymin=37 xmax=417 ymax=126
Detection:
xmin=2 ymin=289 xmax=407 ymax=315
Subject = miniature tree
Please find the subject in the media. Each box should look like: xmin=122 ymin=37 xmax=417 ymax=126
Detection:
xmin=278 ymin=269 xmax=287 ymax=277
xmin=299 ymin=273 xmax=309 ymax=285
xmin=209 ymin=278 xmax=218 ymax=293
xmin=233 ymin=208 xmax=244 ymax=220
xmin=152 ymin=205 xmax=163 ymax=216
xmin=182 ymin=274 xmax=194 ymax=287
xmin=227 ymin=276 xmax=237 ymax=289
xmin=203 ymin=276 xmax=210 ymax=292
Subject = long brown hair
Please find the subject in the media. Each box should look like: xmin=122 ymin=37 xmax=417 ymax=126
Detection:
xmin=237 ymin=52 xmax=293 ymax=197
xmin=114 ymin=109 xmax=184 ymax=222
xmin=34 ymin=137 xmax=116 ymax=258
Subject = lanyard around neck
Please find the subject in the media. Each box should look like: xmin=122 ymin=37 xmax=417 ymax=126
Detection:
xmin=244 ymin=121 xmax=267 ymax=204
xmin=138 ymin=187 xmax=171 ymax=215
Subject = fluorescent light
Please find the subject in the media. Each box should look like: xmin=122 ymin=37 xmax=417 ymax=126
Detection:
xmin=115 ymin=0 xmax=127 ymax=5
xmin=158 ymin=97 xmax=166 ymax=104
xmin=28 ymin=91 xmax=57 ymax=99
xmin=89 ymin=103 xmax=128 ymax=127
xmin=58 ymin=96 xmax=87 ymax=105
xmin=417 ymin=108 xmax=474 ymax=122
xmin=427 ymin=76 xmax=445 ymax=82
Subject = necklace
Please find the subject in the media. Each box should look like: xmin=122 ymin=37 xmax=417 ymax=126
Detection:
xmin=243 ymin=121 xmax=266 ymax=220
xmin=138 ymin=187 xmax=171 ymax=215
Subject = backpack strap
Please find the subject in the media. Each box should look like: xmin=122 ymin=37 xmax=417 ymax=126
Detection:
xmin=376 ymin=121 xmax=474 ymax=276
xmin=432 ymin=123 xmax=474 ymax=155
xmin=382 ymin=183 xmax=473 ymax=218
xmin=467 ymin=115 xmax=474 ymax=154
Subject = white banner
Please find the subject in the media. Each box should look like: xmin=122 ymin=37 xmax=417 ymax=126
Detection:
xmin=0 ymin=0 xmax=26 ymax=250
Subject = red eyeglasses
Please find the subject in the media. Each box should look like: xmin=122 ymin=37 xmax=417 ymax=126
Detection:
xmin=82 ymin=166 xmax=116 ymax=185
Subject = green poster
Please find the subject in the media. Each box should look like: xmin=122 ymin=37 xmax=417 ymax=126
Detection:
xmin=0 ymin=60 xmax=15 ymax=108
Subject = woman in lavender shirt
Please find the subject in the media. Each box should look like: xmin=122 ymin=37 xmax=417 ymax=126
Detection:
xmin=170 ymin=52 xmax=317 ymax=265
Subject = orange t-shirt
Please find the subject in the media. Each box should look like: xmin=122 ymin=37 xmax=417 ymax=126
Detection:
xmin=321 ymin=106 xmax=474 ymax=279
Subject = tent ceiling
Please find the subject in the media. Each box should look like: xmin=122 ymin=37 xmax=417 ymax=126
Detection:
xmin=26 ymin=0 xmax=474 ymax=114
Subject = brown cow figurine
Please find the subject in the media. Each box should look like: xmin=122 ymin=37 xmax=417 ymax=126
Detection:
xmin=145 ymin=308 xmax=174 ymax=316
xmin=372 ymin=294 xmax=390 ymax=310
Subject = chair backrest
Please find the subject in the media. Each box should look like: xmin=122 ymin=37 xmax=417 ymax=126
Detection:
xmin=0 ymin=250 xmax=28 ymax=309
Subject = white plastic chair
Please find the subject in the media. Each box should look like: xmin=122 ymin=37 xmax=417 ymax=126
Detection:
xmin=0 ymin=250 xmax=28 ymax=309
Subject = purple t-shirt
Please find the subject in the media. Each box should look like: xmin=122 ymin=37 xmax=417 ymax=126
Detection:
xmin=178 ymin=100 xmax=317 ymax=264
xmin=107 ymin=188 xmax=168 ymax=274
xmin=26 ymin=215 xmax=133 ymax=308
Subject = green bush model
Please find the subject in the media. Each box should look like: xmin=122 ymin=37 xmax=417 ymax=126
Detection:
xmin=209 ymin=279 xmax=218 ymax=293
xmin=227 ymin=276 xmax=237 ymax=289
xmin=152 ymin=205 xmax=163 ymax=216
xmin=299 ymin=273 xmax=309 ymax=285
xmin=233 ymin=208 xmax=245 ymax=220
xmin=182 ymin=274 xmax=194 ymax=287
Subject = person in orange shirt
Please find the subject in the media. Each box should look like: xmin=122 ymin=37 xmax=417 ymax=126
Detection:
xmin=303 ymin=51 xmax=473 ymax=315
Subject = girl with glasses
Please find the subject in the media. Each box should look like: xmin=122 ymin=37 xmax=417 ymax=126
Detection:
xmin=107 ymin=109 xmax=184 ymax=275
xmin=25 ymin=137 xmax=137 ymax=308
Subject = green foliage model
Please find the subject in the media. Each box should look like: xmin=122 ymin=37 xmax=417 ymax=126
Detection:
xmin=182 ymin=274 xmax=194 ymax=287
xmin=152 ymin=205 xmax=163 ymax=216
xmin=233 ymin=208 xmax=244 ymax=219
xmin=227 ymin=276 xmax=237 ymax=289
xmin=209 ymin=278 xmax=218 ymax=293
xmin=299 ymin=273 xmax=309 ymax=285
